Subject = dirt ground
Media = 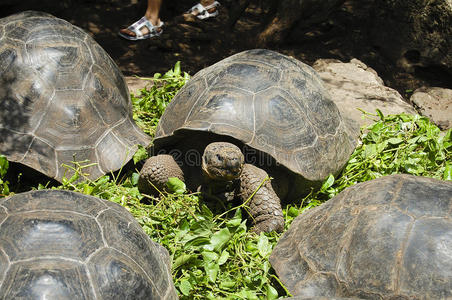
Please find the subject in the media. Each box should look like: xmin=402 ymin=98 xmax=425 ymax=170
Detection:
xmin=1 ymin=0 xmax=451 ymax=98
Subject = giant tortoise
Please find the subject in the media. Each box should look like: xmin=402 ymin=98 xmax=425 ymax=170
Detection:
xmin=0 ymin=11 xmax=150 ymax=182
xmin=138 ymin=49 xmax=356 ymax=233
xmin=270 ymin=174 xmax=452 ymax=299
xmin=0 ymin=189 xmax=178 ymax=299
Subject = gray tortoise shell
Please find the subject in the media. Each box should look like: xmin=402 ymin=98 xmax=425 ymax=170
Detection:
xmin=0 ymin=11 xmax=150 ymax=182
xmin=155 ymin=49 xmax=355 ymax=182
xmin=270 ymin=174 xmax=452 ymax=299
xmin=0 ymin=189 xmax=178 ymax=299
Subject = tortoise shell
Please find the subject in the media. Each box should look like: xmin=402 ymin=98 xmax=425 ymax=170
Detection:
xmin=154 ymin=49 xmax=355 ymax=190
xmin=0 ymin=11 xmax=150 ymax=182
xmin=270 ymin=174 xmax=452 ymax=299
xmin=0 ymin=189 xmax=177 ymax=299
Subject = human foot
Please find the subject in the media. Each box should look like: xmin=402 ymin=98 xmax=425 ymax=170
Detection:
xmin=119 ymin=16 xmax=164 ymax=40
xmin=185 ymin=1 xmax=221 ymax=20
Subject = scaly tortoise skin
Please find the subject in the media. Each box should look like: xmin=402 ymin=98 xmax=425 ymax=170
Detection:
xmin=0 ymin=11 xmax=150 ymax=182
xmin=139 ymin=49 xmax=356 ymax=233
xmin=0 ymin=189 xmax=178 ymax=299
xmin=270 ymin=174 xmax=452 ymax=299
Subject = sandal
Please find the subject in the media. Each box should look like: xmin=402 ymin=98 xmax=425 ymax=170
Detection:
xmin=119 ymin=16 xmax=164 ymax=41
xmin=186 ymin=1 xmax=221 ymax=20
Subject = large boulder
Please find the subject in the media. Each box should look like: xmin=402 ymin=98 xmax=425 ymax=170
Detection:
xmin=313 ymin=58 xmax=417 ymax=131
xmin=369 ymin=0 xmax=452 ymax=72
xmin=410 ymin=87 xmax=452 ymax=130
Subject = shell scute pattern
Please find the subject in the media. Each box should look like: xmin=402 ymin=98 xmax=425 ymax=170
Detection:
xmin=1 ymin=212 xmax=104 ymax=262
xmin=270 ymin=174 xmax=452 ymax=299
xmin=204 ymin=60 xmax=282 ymax=93
xmin=3 ymin=259 xmax=95 ymax=299
xmin=155 ymin=49 xmax=355 ymax=186
xmin=0 ymin=190 xmax=177 ymax=299
xmin=0 ymin=11 xmax=150 ymax=182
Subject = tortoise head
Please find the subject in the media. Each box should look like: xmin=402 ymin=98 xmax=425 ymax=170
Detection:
xmin=202 ymin=142 xmax=244 ymax=181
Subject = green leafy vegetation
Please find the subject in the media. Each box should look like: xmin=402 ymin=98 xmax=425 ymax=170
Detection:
xmin=0 ymin=154 xmax=9 ymax=196
xmin=0 ymin=63 xmax=450 ymax=299
xmin=318 ymin=111 xmax=452 ymax=199
xmin=132 ymin=61 xmax=190 ymax=137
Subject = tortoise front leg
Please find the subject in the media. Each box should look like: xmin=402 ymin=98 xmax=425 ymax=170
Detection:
xmin=239 ymin=164 xmax=284 ymax=233
xmin=138 ymin=154 xmax=184 ymax=195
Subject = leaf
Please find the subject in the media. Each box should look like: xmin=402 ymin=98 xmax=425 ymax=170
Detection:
xmin=204 ymin=262 xmax=219 ymax=283
xmin=219 ymin=280 xmax=236 ymax=290
xmin=266 ymin=284 xmax=279 ymax=300
xmin=67 ymin=172 xmax=79 ymax=184
xmin=184 ymin=236 xmax=211 ymax=248
xmin=179 ymin=279 xmax=192 ymax=296
xmin=174 ymin=61 xmax=181 ymax=76
xmin=237 ymin=289 xmax=258 ymax=299
xmin=133 ymin=145 xmax=148 ymax=164
xmin=204 ymin=228 xmax=231 ymax=252
xmin=0 ymin=155 xmax=8 ymax=178
xmin=444 ymin=163 xmax=452 ymax=180
xmin=257 ymin=234 xmax=271 ymax=258
xmin=166 ymin=177 xmax=186 ymax=194
xmin=363 ymin=144 xmax=378 ymax=159
xmin=130 ymin=172 xmax=140 ymax=186
xmin=218 ymin=250 xmax=229 ymax=265
xmin=404 ymin=162 xmax=424 ymax=175
xmin=202 ymin=251 xmax=219 ymax=263
xmin=387 ymin=137 xmax=403 ymax=145
xmin=82 ymin=184 xmax=94 ymax=195
xmin=173 ymin=254 xmax=195 ymax=270
xmin=320 ymin=174 xmax=334 ymax=192
xmin=288 ymin=206 xmax=299 ymax=217
xmin=226 ymin=209 xmax=242 ymax=228
xmin=201 ymin=204 xmax=214 ymax=220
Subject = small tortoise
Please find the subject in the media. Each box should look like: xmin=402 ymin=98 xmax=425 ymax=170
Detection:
xmin=0 ymin=11 xmax=150 ymax=182
xmin=270 ymin=174 xmax=452 ymax=299
xmin=0 ymin=189 xmax=178 ymax=299
xmin=139 ymin=49 xmax=356 ymax=233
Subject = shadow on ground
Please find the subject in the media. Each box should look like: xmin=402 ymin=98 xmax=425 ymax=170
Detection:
xmin=1 ymin=0 xmax=450 ymax=97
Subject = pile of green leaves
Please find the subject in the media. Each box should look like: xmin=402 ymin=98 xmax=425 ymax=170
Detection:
xmin=132 ymin=61 xmax=190 ymax=137
xmin=317 ymin=111 xmax=451 ymax=200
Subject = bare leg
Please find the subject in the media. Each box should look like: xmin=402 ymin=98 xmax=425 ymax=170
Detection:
xmin=144 ymin=0 xmax=162 ymax=26
xmin=239 ymin=164 xmax=284 ymax=233
xmin=138 ymin=154 xmax=184 ymax=195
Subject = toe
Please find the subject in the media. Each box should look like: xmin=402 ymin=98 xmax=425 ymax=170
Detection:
xmin=120 ymin=28 xmax=136 ymax=37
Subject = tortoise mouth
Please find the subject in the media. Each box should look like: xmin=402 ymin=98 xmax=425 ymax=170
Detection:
xmin=202 ymin=160 xmax=242 ymax=181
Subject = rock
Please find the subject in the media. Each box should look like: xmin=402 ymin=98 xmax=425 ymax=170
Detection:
xmin=369 ymin=0 xmax=452 ymax=72
xmin=410 ymin=87 xmax=452 ymax=130
xmin=313 ymin=58 xmax=417 ymax=131
xmin=125 ymin=76 xmax=153 ymax=96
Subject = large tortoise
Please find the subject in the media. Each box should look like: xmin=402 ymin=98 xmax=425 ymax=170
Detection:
xmin=270 ymin=174 xmax=452 ymax=299
xmin=0 ymin=189 xmax=178 ymax=299
xmin=138 ymin=49 xmax=356 ymax=233
xmin=0 ymin=11 xmax=150 ymax=182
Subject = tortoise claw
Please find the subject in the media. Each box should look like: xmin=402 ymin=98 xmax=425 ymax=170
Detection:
xmin=252 ymin=216 xmax=284 ymax=234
